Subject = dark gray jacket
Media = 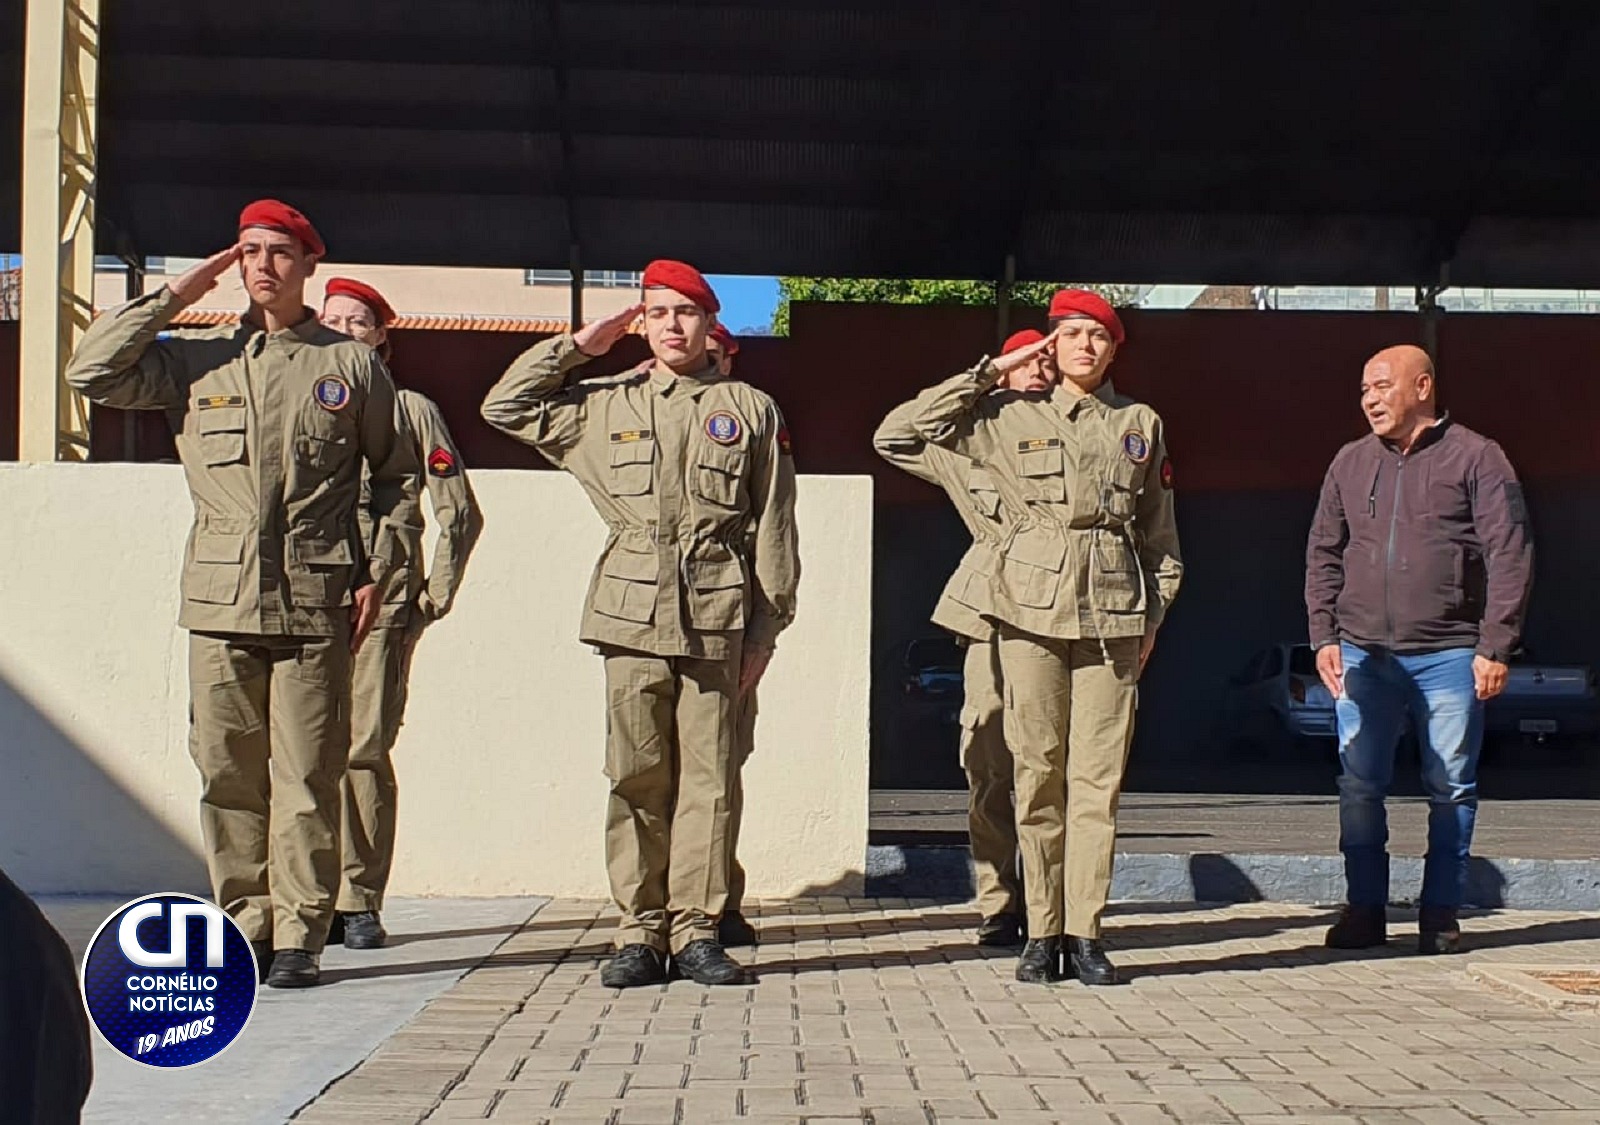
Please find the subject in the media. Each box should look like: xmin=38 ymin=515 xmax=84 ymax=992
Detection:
xmin=1305 ymin=417 xmax=1533 ymax=661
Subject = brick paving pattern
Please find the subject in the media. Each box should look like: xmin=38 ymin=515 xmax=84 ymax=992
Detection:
xmin=294 ymin=899 xmax=1600 ymax=1124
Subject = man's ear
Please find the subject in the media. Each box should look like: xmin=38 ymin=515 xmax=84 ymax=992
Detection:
xmin=305 ymin=254 xmax=320 ymax=278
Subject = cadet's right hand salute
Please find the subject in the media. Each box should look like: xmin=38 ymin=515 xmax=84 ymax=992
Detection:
xmin=168 ymin=245 xmax=243 ymax=307
xmin=574 ymin=302 xmax=644 ymax=356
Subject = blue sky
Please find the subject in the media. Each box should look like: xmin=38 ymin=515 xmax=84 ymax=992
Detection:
xmin=707 ymin=275 xmax=781 ymax=334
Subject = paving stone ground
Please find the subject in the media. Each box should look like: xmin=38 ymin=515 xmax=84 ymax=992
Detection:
xmin=292 ymin=898 xmax=1600 ymax=1125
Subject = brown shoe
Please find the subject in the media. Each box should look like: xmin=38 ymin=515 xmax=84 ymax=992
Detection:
xmin=1418 ymin=906 xmax=1462 ymax=955
xmin=1325 ymin=905 xmax=1387 ymax=949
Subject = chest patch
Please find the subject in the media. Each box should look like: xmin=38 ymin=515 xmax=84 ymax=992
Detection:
xmin=428 ymin=447 xmax=458 ymax=477
xmin=1017 ymin=437 xmax=1062 ymax=452
xmin=609 ymin=429 xmax=652 ymax=444
xmin=196 ymin=395 xmax=245 ymax=410
xmin=313 ymin=375 xmax=352 ymax=412
xmin=705 ymin=410 xmax=743 ymax=445
xmin=1122 ymin=429 xmax=1151 ymax=464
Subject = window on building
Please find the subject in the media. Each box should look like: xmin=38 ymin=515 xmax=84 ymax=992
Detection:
xmin=524 ymin=269 xmax=643 ymax=289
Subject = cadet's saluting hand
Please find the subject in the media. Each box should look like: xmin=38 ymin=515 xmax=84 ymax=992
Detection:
xmin=989 ymin=331 xmax=1054 ymax=376
xmin=574 ymin=303 xmax=644 ymax=357
xmin=168 ymin=245 xmax=243 ymax=307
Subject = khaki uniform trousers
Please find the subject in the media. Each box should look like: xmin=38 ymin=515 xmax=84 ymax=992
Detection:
xmin=997 ymin=625 xmax=1138 ymax=939
xmin=726 ymin=688 xmax=757 ymax=914
xmin=339 ymin=621 xmax=421 ymax=913
xmin=960 ymin=638 xmax=1021 ymax=919
xmin=187 ymin=628 xmax=352 ymax=952
xmin=602 ymin=643 xmax=742 ymax=954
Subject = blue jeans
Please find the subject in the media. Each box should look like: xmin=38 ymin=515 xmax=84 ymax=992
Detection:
xmin=1335 ymin=643 xmax=1483 ymax=909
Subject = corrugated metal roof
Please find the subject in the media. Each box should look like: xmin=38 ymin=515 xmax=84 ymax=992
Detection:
xmin=7 ymin=1 xmax=1600 ymax=286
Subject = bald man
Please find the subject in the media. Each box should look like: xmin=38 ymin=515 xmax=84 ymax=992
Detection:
xmin=1306 ymin=344 xmax=1533 ymax=954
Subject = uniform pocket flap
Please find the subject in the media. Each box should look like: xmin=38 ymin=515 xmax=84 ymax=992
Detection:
xmin=698 ymin=445 xmax=747 ymax=476
xmin=1007 ymin=526 xmax=1068 ymax=572
xmin=689 ymin=560 xmax=745 ymax=591
xmin=609 ymin=439 xmax=655 ymax=467
xmin=1018 ymin=445 xmax=1064 ymax=477
xmin=601 ymin=548 xmax=659 ymax=582
xmin=193 ymin=531 xmax=245 ymax=564
xmin=196 ymin=406 xmax=247 ymax=434
xmin=292 ymin=538 xmax=354 ymax=566
xmin=967 ymin=467 xmax=998 ymax=494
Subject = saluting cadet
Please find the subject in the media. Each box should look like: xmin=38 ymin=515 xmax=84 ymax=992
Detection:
xmin=482 ymin=262 xmax=800 ymax=987
xmin=895 ymin=291 xmax=1181 ymax=984
xmin=66 ymin=201 xmax=422 ymax=988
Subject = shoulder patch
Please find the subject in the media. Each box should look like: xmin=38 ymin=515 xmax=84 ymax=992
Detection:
xmin=428 ymin=447 xmax=458 ymax=478
xmin=1160 ymin=457 xmax=1175 ymax=490
xmin=705 ymin=410 xmax=743 ymax=445
xmin=313 ymin=374 xmax=351 ymax=412
xmin=1018 ymin=437 xmax=1062 ymax=452
xmin=778 ymin=424 xmax=793 ymax=456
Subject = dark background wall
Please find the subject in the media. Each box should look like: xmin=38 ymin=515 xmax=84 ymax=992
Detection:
xmin=8 ymin=304 xmax=1598 ymax=793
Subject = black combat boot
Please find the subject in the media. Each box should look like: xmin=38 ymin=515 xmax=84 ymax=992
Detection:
xmin=1015 ymin=936 xmax=1062 ymax=983
xmin=673 ymin=940 xmax=749 ymax=985
xmin=1324 ymin=905 xmax=1388 ymax=949
xmin=340 ymin=911 xmax=388 ymax=950
xmin=718 ymin=911 xmax=758 ymax=948
xmin=976 ymin=913 xmax=1024 ymax=948
xmin=265 ymin=949 xmax=321 ymax=989
xmin=1418 ymin=906 xmax=1462 ymax=955
xmin=1067 ymin=937 xmax=1118 ymax=986
xmin=600 ymin=945 xmax=668 ymax=989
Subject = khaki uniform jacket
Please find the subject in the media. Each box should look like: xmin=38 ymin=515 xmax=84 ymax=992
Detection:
xmin=906 ymin=361 xmax=1183 ymax=640
xmin=360 ymin=389 xmax=485 ymax=628
xmin=65 ymin=287 xmax=424 ymax=637
xmin=481 ymin=334 xmax=799 ymax=660
xmin=873 ymin=392 xmax=1020 ymax=642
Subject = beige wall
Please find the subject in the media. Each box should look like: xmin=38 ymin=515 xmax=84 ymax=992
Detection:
xmin=0 ymin=464 xmax=871 ymax=899
xmin=91 ymin=263 xmax=641 ymax=320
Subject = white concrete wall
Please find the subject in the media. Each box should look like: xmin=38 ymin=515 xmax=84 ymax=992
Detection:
xmin=0 ymin=464 xmax=871 ymax=899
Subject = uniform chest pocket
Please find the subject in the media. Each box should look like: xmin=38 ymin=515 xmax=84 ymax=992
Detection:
xmin=1017 ymin=444 xmax=1066 ymax=503
xmin=693 ymin=444 xmax=748 ymax=511
xmin=195 ymin=406 xmax=248 ymax=466
xmin=608 ymin=439 xmax=655 ymax=497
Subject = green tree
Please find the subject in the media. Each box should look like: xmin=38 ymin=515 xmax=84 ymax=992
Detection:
xmin=771 ymin=278 xmax=1137 ymax=335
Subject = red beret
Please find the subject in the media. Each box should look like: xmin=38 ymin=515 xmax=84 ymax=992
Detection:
xmin=709 ymin=324 xmax=740 ymax=356
xmin=1047 ymin=288 xmax=1125 ymax=345
xmin=238 ymin=198 xmax=325 ymax=258
xmin=642 ymin=259 xmax=720 ymax=314
xmin=1001 ymin=328 xmax=1045 ymax=355
xmin=324 ymin=277 xmax=396 ymax=325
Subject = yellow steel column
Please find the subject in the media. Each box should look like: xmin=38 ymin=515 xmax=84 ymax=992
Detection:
xmin=19 ymin=0 xmax=101 ymax=462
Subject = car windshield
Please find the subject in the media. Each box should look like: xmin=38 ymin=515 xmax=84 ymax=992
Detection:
xmin=1288 ymin=646 xmax=1318 ymax=676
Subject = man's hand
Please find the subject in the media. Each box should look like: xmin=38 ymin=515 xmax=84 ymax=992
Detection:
xmin=739 ymin=646 xmax=773 ymax=696
xmin=1473 ymin=655 xmax=1509 ymax=701
xmin=350 ymin=585 xmax=382 ymax=653
xmin=168 ymin=245 xmax=242 ymax=307
xmin=573 ymin=303 xmax=643 ymax=357
xmin=1138 ymin=626 xmax=1158 ymax=678
xmin=1315 ymin=643 xmax=1345 ymax=699
xmin=989 ymin=332 xmax=1054 ymax=375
